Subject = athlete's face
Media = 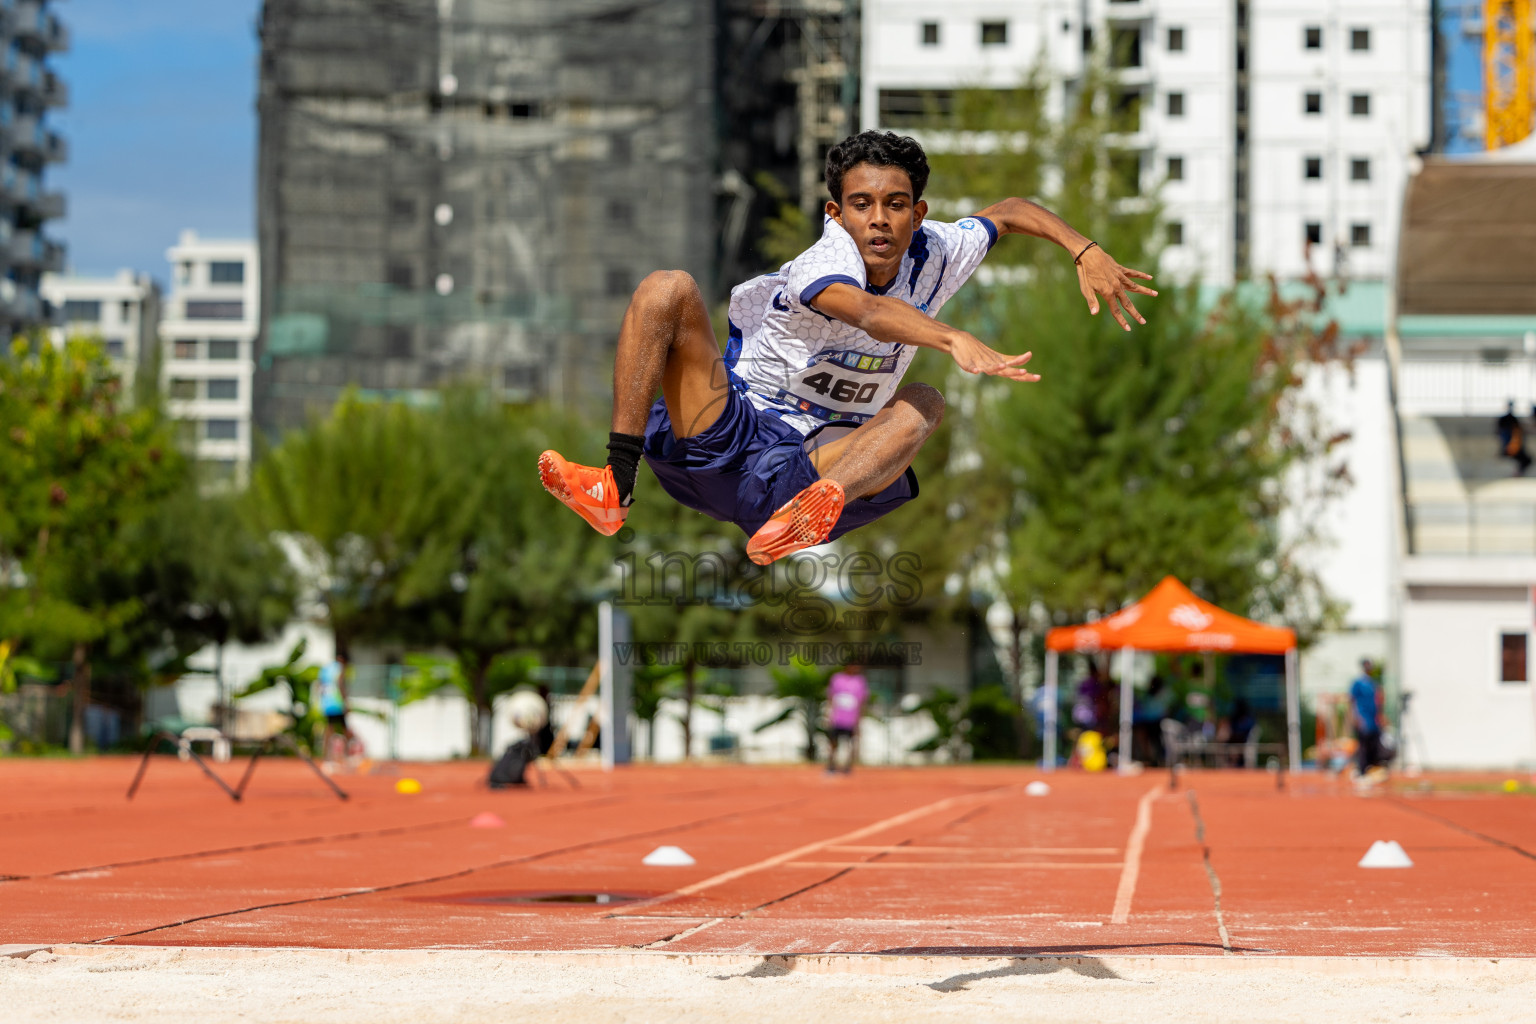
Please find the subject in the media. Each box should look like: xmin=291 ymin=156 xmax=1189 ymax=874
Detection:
xmin=827 ymin=163 xmax=927 ymax=288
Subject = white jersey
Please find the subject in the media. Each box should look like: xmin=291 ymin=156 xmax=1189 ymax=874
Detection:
xmin=724 ymin=214 xmax=997 ymax=435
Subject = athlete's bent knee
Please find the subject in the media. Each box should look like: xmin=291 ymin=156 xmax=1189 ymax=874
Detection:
xmin=896 ymin=383 xmax=945 ymax=433
xmin=637 ymin=269 xmax=700 ymax=307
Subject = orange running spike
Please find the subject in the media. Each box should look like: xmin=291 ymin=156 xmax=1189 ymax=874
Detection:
xmin=746 ymin=478 xmax=845 ymax=565
xmin=538 ymin=450 xmax=628 ymax=536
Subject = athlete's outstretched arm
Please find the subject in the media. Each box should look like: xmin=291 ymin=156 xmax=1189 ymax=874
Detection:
xmin=975 ymin=197 xmax=1157 ymax=331
xmin=811 ymin=282 xmax=1039 ymax=382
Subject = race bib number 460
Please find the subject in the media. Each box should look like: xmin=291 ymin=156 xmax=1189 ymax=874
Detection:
xmin=777 ymin=350 xmax=903 ymax=420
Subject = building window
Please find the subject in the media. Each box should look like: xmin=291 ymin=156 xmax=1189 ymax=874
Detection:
xmin=121 ymin=300 xmax=133 ymax=322
xmin=390 ymin=196 xmax=416 ymax=221
xmin=980 ymin=21 xmax=1007 ymax=46
xmin=921 ymin=21 xmax=939 ymax=46
xmin=1110 ymin=26 xmax=1142 ymax=68
xmin=1351 ymin=158 xmax=1371 ymax=181
xmin=62 ymin=299 xmax=101 ymax=322
xmin=1305 ymin=222 xmax=1322 ymax=246
xmin=1351 ymin=28 xmax=1370 ymax=51
xmin=1304 ymin=91 xmax=1322 ymax=114
xmin=185 ymin=300 xmax=244 ymax=320
xmin=509 ymin=101 xmax=539 ymax=118
xmin=205 ymin=419 xmax=239 ymax=441
xmin=1166 ymin=155 xmax=1184 ymax=181
xmin=105 ymin=339 xmax=125 ymax=359
xmin=1304 ymin=26 xmax=1322 ymax=50
xmin=1351 ymin=222 xmax=1371 ymax=247
xmin=174 ymin=339 xmax=199 ymax=360
xmin=1167 ymin=221 xmax=1184 ymax=245
xmin=878 ymin=89 xmax=957 ymax=126
xmin=1501 ymin=632 xmax=1528 ymax=683
xmin=387 ymin=263 xmax=414 ymax=289
xmin=605 ymin=267 xmax=633 ymax=298
xmin=1167 ymin=27 xmax=1184 ymax=52
xmin=1166 ymin=91 xmax=1185 ymax=117
xmin=610 ymin=134 xmax=631 ymax=163
xmin=170 ymin=378 xmax=198 ymax=400
xmin=209 ymin=261 xmax=245 ymax=285
xmin=1351 ymin=93 xmax=1371 ymax=116
xmin=609 ymin=199 xmax=635 ymax=229
xmin=207 ymin=339 xmax=239 ymax=360
xmin=207 ymin=378 xmax=239 ymax=401
xmin=1304 ymin=156 xmax=1322 ymax=179
xmin=387 ymin=327 xmax=412 ymax=359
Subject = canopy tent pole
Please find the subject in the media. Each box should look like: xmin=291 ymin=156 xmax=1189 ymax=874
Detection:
xmin=1042 ymin=649 xmax=1058 ymax=772
xmin=1118 ymin=646 xmax=1135 ymax=774
xmin=1285 ymin=647 xmax=1301 ymax=770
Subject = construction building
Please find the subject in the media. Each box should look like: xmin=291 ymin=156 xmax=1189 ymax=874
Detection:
xmin=2 ymin=0 xmax=68 ymax=335
xmin=254 ymin=0 xmax=718 ymax=432
xmin=254 ymin=0 xmax=863 ymax=432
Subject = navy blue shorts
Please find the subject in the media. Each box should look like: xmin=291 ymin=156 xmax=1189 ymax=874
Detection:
xmin=641 ymin=389 xmax=918 ymax=541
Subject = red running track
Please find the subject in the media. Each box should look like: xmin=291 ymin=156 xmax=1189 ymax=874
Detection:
xmin=1 ymin=758 xmax=1533 ymax=957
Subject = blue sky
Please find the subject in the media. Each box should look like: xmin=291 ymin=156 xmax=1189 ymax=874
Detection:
xmin=51 ymin=0 xmax=261 ymax=281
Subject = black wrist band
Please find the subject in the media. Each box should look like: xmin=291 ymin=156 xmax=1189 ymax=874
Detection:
xmin=1074 ymin=241 xmax=1098 ymax=264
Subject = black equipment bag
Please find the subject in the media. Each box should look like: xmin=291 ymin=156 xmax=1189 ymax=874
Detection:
xmin=488 ymin=737 xmax=539 ymax=788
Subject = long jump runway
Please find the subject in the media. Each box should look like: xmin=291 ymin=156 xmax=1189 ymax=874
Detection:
xmin=3 ymin=759 xmax=1534 ymax=959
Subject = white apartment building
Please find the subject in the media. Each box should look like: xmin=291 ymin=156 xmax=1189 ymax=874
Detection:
xmin=40 ymin=270 xmax=160 ymax=393
xmin=160 ymin=232 xmax=258 ymax=485
xmin=861 ymin=0 xmax=1431 ymax=286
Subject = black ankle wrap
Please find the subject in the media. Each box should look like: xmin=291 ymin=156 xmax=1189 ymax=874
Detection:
xmin=606 ymin=432 xmax=645 ymax=504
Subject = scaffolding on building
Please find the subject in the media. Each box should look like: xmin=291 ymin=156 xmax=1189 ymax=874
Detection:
xmin=256 ymin=0 xmax=716 ymax=431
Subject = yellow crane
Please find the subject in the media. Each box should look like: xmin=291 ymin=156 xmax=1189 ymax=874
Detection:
xmin=1485 ymin=0 xmax=1535 ymax=148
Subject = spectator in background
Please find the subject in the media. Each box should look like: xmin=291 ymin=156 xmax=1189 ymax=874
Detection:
xmin=1132 ymin=673 xmax=1173 ymax=765
xmin=1072 ymin=662 xmax=1109 ymax=733
xmin=826 ymin=664 xmax=869 ymax=774
xmin=1350 ymin=659 xmax=1385 ymax=779
xmin=1497 ymin=401 xmax=1531 ymax=476
xmin=316 ymin=653 xmax=359 ymax=766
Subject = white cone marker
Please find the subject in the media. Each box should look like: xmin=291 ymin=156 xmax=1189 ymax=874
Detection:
xmin=1025 ymin=781 xmax=1051 ymax=797
xmin=642 ymin=845 xmax=696 ymax=866
xmin=1358 ymin=840 xmax=1413 ymax=868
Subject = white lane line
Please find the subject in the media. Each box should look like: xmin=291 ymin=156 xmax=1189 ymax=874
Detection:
xmin=827 ymin=845 xmax=1122 ymax=855
xmin=612 ymin=786 xmax=1019 ymax=915
xmin=786 ymin=861 xmax=1122 ymax=870
xmin=1110 ymin=783 xmax=1164 ymax=924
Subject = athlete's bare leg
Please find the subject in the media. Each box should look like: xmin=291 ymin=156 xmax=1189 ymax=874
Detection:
xmin=611 ymin=270 xmax=730 ymax=439
xmin=806 ymin=383 xmax=944 ymax=497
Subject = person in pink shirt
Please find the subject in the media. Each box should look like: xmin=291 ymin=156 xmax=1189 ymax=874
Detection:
xmin=826 ymin=664 xmax=870 ymax=773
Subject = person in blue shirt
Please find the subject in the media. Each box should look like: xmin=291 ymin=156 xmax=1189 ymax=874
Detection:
xmin=315 ymin=653 xmax=358 ymax=764
xmin=1349 ymin=659 xmax=1383 ymax=777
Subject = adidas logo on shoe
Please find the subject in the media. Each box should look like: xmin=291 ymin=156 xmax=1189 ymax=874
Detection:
xmin=586 ymin=482 xmax=604 ymax=501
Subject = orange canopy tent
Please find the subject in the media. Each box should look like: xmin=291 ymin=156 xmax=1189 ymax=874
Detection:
xmin=1039 ymin=576 xmax=1300 ymax=772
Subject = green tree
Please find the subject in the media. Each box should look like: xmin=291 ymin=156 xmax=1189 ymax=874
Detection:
xmin=389 ymin=392 xmax=609 ymax=754
xmin=908 ymin=73 xmax=1348 ymax=672
xmin=754 ymin=657 xmax=831 ymax=761
xmin=247 ymin=393 xmax=453 ymax=659
xmin=394 ymin=651 xmax=539 ymax=755
xmin=0 ymin=338 xmax=188 ymax=753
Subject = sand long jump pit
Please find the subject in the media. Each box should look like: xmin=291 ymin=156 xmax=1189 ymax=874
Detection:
xmin=3 ymin=759 xmax=1534 ymax=1021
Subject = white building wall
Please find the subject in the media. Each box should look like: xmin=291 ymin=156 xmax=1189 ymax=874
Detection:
xmin=160 ymin=231 xmax=259 ymax=483
xmin=1398 ymin=567 xmax=1536 ymax=769
xmin=1248 ymin=0 xmax=1431 ymax=281
xmin=40 ymin=270 xmax=158 ymax=391
xmin=862 ymin=0 xmax=1430 ymax=287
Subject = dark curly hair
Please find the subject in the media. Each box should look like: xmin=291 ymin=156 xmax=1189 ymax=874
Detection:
xmin=824 ymin=131 xmax=930 ymax=205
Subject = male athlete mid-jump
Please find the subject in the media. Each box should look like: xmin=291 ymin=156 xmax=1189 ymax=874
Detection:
xmin=540 ymin=131 xmax=1155 ymax=563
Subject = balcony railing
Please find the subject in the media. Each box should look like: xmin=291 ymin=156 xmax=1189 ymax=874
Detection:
xmin=1410 ymin=499 xmax=1536 ymax=556
xmin=1397 ymin=355 xmax=1536 ymax=416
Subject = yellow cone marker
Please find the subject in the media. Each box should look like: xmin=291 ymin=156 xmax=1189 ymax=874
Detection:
xmin=396 ymin=777 xmax=422 ymax=794
xmin=1504 ymin=779 xmax=1520 ymax=793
